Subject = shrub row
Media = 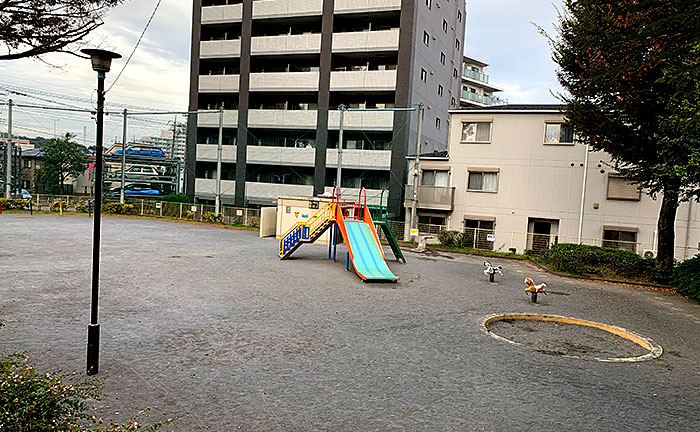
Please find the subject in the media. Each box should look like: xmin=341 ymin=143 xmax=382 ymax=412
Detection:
xmin=527 ymin=243 xmax=660 ymax=282
xmin=0 ymin=198 xmax=30 ymax=210
xmin=673 ymin=254 xmax=700 ymax=302
xmin=437 ymin=230 xmax=477 ymax=248
xmin=103 ymin=203 xmax=136 ymax=215
xmin=202 ymin=211 xmax=222 ymax=223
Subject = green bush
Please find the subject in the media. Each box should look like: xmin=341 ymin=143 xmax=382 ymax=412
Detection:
xmin=673 ymin=254 xmax=700 ymax=302
xmin=50 ymin=200 xmax=67 ymax=212
xmin=202 ymin=211 xmax=222 ymax=223
xmin=160 ymin=194 xmax=190 ymax=203
xmin=437 ymin=230 xmax=461 ymax=246
xmin=533 ymin=243 xmax=657 ymax=282
xmin=0 ymin=198 xmax=31 ymax=210
xmin=75 ymin=200 xmax=93 ymax=213
xmin=0 ymin=352 xmax=100 ymax=431
xmin=103 ymin=203 xmax=136 ymax=215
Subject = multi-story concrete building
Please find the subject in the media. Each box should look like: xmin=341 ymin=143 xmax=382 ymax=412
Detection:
xmin=141 ymin=123 xmax=187 ymax=160
xmin=186 ymin=0 xmax=467 ymax=215
xmin=406 ymin=105 xmax=700 ymax=260
xmin=459 ymin=55 xmax=505 ymax=108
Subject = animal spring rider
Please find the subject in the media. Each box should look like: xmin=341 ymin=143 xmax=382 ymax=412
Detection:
xmin=483 ymin=261 xmax=503 ymax=283
xmin=524 ymin=277 xmax=548 ymax=303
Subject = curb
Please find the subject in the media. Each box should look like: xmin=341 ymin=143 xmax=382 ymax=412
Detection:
xmin=482 ymin=313 xmax=663 ymax=363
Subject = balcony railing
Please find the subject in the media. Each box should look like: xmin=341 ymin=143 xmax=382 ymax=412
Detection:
xmin=460 ymin=90 xmax=507 ymax=107
xmin=462 ymin=67 xmax=489 ymax=84
xmin=404 ymin=185 xmax=455 ymax=211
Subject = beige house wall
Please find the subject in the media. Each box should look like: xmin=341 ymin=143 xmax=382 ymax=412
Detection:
xmin=440 ymin=110 xmax=700 ymax=259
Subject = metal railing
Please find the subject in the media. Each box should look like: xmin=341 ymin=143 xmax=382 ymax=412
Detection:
xmin=462 ymin=67 xmax=489 ymax=84
xmin=460 ymin=90 xmax=508 ymax=106
xmin=404 ymin=185 xmax=455 ymax=211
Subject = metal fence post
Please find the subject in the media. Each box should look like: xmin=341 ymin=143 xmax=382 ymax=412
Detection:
xmin=140 ymin=200 xmax=144 ymax=215
xmin=159 ymin=202 xmax=163 ymax=217
xmin=179 ymin=202 xmax=183 ymax=219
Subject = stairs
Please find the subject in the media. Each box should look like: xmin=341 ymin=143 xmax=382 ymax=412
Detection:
xmin=279 ymin=202 xmax=336 ymax=259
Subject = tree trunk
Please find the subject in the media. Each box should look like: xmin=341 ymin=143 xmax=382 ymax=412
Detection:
xmin=657 ymin=185 xmax=680 ymax=271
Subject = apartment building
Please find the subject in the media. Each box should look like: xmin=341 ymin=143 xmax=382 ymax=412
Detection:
xmin=406 ymin=105 xmax=700 ymax=260
xmin=141 ymin=123 xmax=187 ymax=160
xmin=186 ymin=0 xmax=467 ymax=215
xmin=459 ymin=55 xmax=505 ymax=108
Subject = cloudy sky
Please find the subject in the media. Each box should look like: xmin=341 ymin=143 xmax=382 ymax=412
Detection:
xmin=0 ymin=0 xmax=565 ymax=143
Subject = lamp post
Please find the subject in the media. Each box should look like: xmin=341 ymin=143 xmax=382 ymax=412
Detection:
xmin=82 ymin=48 xmax=121 ymax=376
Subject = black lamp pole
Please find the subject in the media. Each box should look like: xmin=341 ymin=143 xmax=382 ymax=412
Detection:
xmin=82 ymin=48 xmax=121 ymax=376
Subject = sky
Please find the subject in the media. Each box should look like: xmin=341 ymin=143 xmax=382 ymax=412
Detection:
xmin=0 ymin=0 xmax=565 ymax=143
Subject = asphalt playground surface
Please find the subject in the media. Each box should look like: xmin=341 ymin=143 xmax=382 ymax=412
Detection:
xmin=2 ymin=214 xmax=700 ymax=431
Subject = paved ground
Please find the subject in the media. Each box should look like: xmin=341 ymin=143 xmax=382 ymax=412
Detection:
xmin=1 ymin=214 xmax=700 ymax=431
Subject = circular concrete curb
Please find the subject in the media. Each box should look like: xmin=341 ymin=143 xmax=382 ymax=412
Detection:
xmin=482 ymin=313 xmax=663 ymax=363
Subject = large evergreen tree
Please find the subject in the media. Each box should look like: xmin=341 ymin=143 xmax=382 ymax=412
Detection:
xmin=550 ymin=0 xmax=700 ymax=270
xmin=37 ymin=134 xmax=89 ymax=194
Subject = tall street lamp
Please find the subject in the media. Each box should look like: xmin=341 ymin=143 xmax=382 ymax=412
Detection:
xmin=82 ymin=48 xmax=121 ymax=376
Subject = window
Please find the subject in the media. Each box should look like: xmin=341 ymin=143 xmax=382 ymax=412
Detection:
xmin=468 ymin=171 xmax=498 ymax=192
xmin=420 ymin=68 xmax=427 ymax=82
xmin=461 ymin=122 xmax=492 ymax=142
xmin=544 ymin=122 xmax=574 ymax=144
xmin=23 ymin=160 xmax=31 ymax=168
xmin=421 ymin=169 xmax=449 ymax=186
xmin=464 ymin=219 xmax=494 ymax=250
xmin=457 ymin=10 xmax=462 ymax=21
xmin=607 ymin=175 xmax=641 ymax=200
xmin=451 ymin=97 xmax=456 ymax=107
xmin=603 ymin=229 xmax=637 ymax=252
xmin=453 ymin=68 xmax=459 ymax=78
xmin=423 ymin=31 xmax=430 ymax=46
xmin=440 ymin=52 xmax=445 ymax=65
xmin=437 ymin=84 xmax=443 ymax=96
xmin=426 ymin=0 xmax=431 ymax=9
xmin=418 ymin=215 xmax=446 ymax=226
xmin=442 ymin=19 xmax=448 ymax=33
xmin=435 ymin=117 xmax=441 ymax=129
xmin=455 ymin=39 xmax=460 ymax=50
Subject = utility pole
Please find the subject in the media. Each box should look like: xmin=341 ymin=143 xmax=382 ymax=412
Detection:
xmin=171 ymin=115 xmax=177 ymax=159
xmin=577 ymin=143 xmax=590 ymax=244
xmin=5 ymin=99 xmax=13 ymax=198
xmin=172 ymin=116 xmax=179 ymax=193
xmin=120 ymin=109 xmax=127 ymax=204
xmin=336 ymin=105 xmax=345 ymax=198
xmin=410 ymin=103 xmax=424 ymax=237
xmin=215 ymin=107 xmax=223 ymax=215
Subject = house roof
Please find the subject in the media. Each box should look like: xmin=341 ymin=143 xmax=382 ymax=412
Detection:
xmin=449 ymin=104 xmax=566 ymax=114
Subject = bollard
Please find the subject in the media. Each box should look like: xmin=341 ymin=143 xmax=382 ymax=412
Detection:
xmin=88 ymin=200 xmax=92 ymax=218
xmin=0 ymin=203 xmax=2 ymax=214
xmin=483 ymin=261 xmax=503 ymax=283
xmin=59 ymin=200 xmax=63 ymax=216
xmin=29 ymin=201 xmax=32 ymax=215
xmin=524 ymin=277 xmax=547 ymax=303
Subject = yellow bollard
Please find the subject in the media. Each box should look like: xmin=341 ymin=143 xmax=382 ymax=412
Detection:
xmin=59 ymin=200 xmax=63 ymax=216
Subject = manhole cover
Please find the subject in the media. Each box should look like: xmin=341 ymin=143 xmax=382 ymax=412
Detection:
xmin=483 ymin=313 xmax=662 ymax=362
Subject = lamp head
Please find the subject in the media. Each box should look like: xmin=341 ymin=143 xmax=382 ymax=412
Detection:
xmin=81 ymin=48 xmax=122 ymax=73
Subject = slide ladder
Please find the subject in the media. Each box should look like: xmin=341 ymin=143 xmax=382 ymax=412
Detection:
xmin=279 ymin=202 xmax=336 ymax=259
xmin=375 ymin=221 xmax=406 ymax=263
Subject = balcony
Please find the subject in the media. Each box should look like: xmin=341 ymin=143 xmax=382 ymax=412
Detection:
xmin=195 ymin=178 xmax=237 ymax=197
xmin=326 ymin=149 xmax=391 ymax=170
xmin=248 ymin=109 xmax=317 ymax=129
xmin=199 ymin=74 xmax=240 ymax=93
xmin=323 ymin=186 xmax=385 ymax=205
xmin=460 ymin=90 xmax=507 ymax=107
xmin=200 ymin=39 xmax=241 ymax=59
xmin=196 ymin=144 xmax=237 ymax=163
xmin=328 ymin=110 xmax=394 ymax=131
xmin=201 ymin=4 xmax=243 ymax=24
xmin=247 ymin=182 xmax=315 ymax=201
xmin=329 ymin=70 xmax=396 ymax=92
xmin=462 ymin=67 xmax=489 ymax=84
xmin=334 ymin=0 xmax=401 ymax=14
xmin=404 ymin=185 xmax=455 ymax=211
xmin=247 ymin=146 xmax=315 ymax=166
xmin=251 ymin=33 xmax=321 ymax=56
xmin=332 ymin=29 xmax=400 ymax=53
xmin=252 ymin=0 xmax=323 ymax=19
xmin=249 ymin=71 xmax=319 ymax=92
xmin=197 ymin=110 xmax=238 ymax=127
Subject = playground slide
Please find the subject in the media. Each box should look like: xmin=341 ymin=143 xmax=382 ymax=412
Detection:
xmin=344 ymin=221 xmax=399 ymax=281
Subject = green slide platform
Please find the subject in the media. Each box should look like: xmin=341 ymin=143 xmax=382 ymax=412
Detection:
xmin=375 ymin=221 xmax=406 ymax=263
xmin=344 ymin=221 xmax=399 ymax=282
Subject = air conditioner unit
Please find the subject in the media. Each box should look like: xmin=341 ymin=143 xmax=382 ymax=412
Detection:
xmin=643 ymin=249 xmax=656 ymax=259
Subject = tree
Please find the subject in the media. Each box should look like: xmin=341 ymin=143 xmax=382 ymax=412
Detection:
xmin=549 ymin=0 xmax=700 ymax=271
xmin=0 ymin=0 xmax=123 ymax=60
xmin=37 ymin=133 xmax=89 ymax=194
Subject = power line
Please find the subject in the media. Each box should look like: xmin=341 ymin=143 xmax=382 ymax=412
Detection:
xmin=106 ymin=0 xmax=164 ymax=93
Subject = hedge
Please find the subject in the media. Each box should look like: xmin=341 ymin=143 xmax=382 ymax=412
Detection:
xmin=0 ymin=198 xmax=30 ymax=210
xmin=102 ymin=203 xmax=136 ymax=215
xmin=673 ymin=254 xmax=700 ymax=302
xmin=528 ymin=243 xmax=659 ymax=282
